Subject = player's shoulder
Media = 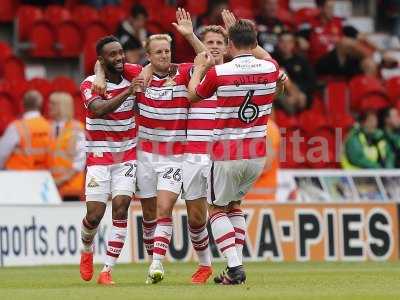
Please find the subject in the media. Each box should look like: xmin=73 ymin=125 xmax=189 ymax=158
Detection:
xmin=124 ymin=63 xmax=143 ymax=75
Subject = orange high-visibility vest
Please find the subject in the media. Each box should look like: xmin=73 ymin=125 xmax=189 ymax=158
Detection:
xmin=5 ymin=116 xmax=51 ymax=170
xmin=245 ymin=120 xmax=280 ymax=201
xmin=49 ymin=120 xmax=85 ymax=197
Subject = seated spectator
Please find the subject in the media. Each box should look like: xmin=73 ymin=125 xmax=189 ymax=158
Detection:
xmin=341 ymin=110 xmax=395 ymax=169
xmin=195 ymin=0 xmax=228 ymax=33
xmin=115 ymin=4 xmax=149 ymax=46
xmin=297 ymin=0 xmax=343 ymax=64
xmin=48 ymin=92 xmax=85 ymax=201
xmin=273 ymin=31 xmax=316 ymax=108
xmin=379 ymin=107 xmax=400 ymax=167
xmin=123 ymin=38 xmax=145 ymax=64
xmin=255 ymin=0 xmax=289 ymax=53
xmin=0 ymin=90 xmax=51 ymax=170
xmin=315 ymin=26 xmax=369 ymax=79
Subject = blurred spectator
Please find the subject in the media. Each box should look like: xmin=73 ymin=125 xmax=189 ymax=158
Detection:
xmin=273 ymin=31 xmax=316 ymax=107
xmin=48 ymin=92 xmax=85 ymax=201
xmin=376 ymin=0 xmax=400 ymax=38
xmin=245 ymin=116 xmax=280 ymax=201
xmin=255 ymin=0 xmax=289 ymax=53
xmin=195 ymin=0 xmax=228 ymax=32
xmin=0 ymin=90 xmax=51 ymax=170
xmin=315 ymin=26 xmax=369 ymax=79
xmin=115 ymin=4 xmax=149 ymax=46
xmin=83 ymin=0 xmax=120 ymax=9
xmin=297 ymin=0 xmax=343 ymax=64
xmin=379 ymin=107 xmax=400 ymax=168
xmin=123 ymin=38 xmax=145 ymax=64
xmin=341 ymin=110 xmax=395 ymax=169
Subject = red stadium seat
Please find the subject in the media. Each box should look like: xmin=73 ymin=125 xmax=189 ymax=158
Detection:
xmin=16 ymin=5 xmax=43 ymax=42
xmin=280 ymin=128 xmax=307 ymax=169
xmin=0 ymin=0 xmax=19 ymax=22
xmin=3 ymin=56 xmax=25 ymax=82
xmin=71 ymin=5 xmax=99 ymax=30
xmin=229 ymin=0 xmax=254 ymax=10
xmin=44 ymin=5 xmax=71 ymax=27
xmin=0 ymin=93 xmax=17 ymax=136
xmin=349 ymin=75 xmax=388 ymax=111
xmin=325 ymin=81 xmax=349 ymax=115
xmin=55 ymin=20 xmax=83 ymax=57
xmin=84 ymin=21 xmax=109 ymax=45
xmin=329 ymin=113 xmax=354 ymax=137
xmin=99 ymin=5 xmax=127 ymax=33
xmin=185 ymin=0 xmax=208 ymax=16
xmin=52 ymin=76 xmax=78 ymax=95
xmin=0 ymin=42 xmax=13 ymax=64
xmin=28 ymin=77 xmax=53 ymax=100
xmin=82 ymin=41 xmax=97 ymax=76
xmin=28 ymin=21 xmax=57 ymax=57
xmin=386 ymin=76 xmax=400 ymax=104
xmin=298 ymin=110 xmax=328 ymax=134
xmin=146 ymin=20 xmax=164 ymax=34
xmin=275 ymin=109 xmax=300 ymax=129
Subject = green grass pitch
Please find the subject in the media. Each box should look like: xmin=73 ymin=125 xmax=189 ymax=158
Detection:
xmin=1 ymin=262 xmax=400 ymax=300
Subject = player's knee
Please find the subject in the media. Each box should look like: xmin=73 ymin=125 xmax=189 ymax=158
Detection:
xmin=188 ymin=209 xmax=206 ymax=227
xmin=112 ymin=206 xmax=129 ymax=220
xmin=85 ymin=213 xmax=102 ymax=227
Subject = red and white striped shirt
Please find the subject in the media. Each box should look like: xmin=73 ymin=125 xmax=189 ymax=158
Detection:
xmin=195 ymin=54 xmax=279 ymax=161
xmin=80 ymin=64 xmax=142 ymax=166
xmin=185 ymin=94 xmax=217 ymax=154
xmin=136 ymin=63 xmax=192 ymax=155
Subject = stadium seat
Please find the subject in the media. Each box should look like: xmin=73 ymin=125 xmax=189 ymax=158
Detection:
xmin=275 ymin=109 xmax=300 ymax=129
xmin=0 ymin=42 xmax=13 ymax=63
xmin=55 ymin=20 xmax=83 ymax=57
xmin=185 ymin=0 xmax=208 ymax=16
xmin=82 ymin=41 xmax=97 ymax=76
xmin=84 ymin=21 xmax=110 ymax=45
xmin=28 ymin=21 xmax=57 ymax=57
xmin=325 ymin=81 xmax=349 ymax=115
xmin=329 ymin=113 xmax=354 ymax=137
xmin=0 ymin=0 xmax=19 ymax=22
xmin=146 ymin=20 xmax=164 ymax=34
xmin=52 ymin=76 xmax=78 ymax=96
xmin=229 ymin=0 xmax=255 ymax=10
xmin=280 ymin=128 xmax=307 ymax=169
xmin=349 ymin=75 xmax=389 ymax=111
xmin=71 ymin=5 xmax=99 ymax=30
xmin=0 ymin=92 xmax=17 ymax=136
xmin=99 ymin=5 xmax=127 ymax=33
xmin=16 ymin=5 xmax=43 ymax=42
xmin=3 ymin=56 xmax=25 ymax=82
xmin=44 ymin=5 xmax=71 ymax=27
xmin=298 ymin=110 xmax=328 ymax=134
xmin=386 ymin=76 xmax=400 ymax=104
xmin=28 ymin=77 xmax=53 ymax=108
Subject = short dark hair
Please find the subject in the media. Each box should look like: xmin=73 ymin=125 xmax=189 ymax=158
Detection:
xmin=378 ymin=107 xmax=395 ymax=129
xmin=358 ymin=110 xmax=376 ymax=123
xmin=315 ymin=0 xmax=327 ymax=7
xmin=228 ymin=19 xmax=257 ymax=49
xmin=131 ymin=4 xmax=148 ymax=19
xmin=96 ymin=35 xmax=120 ymax=56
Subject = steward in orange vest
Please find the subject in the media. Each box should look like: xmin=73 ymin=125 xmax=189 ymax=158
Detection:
xmin=0 ymin=90 xmax=51 ymax=170
xmin=245 ymin=119 xmax=281 ymax=201
xmin=48 ymin=92 xmax=85 ymax=200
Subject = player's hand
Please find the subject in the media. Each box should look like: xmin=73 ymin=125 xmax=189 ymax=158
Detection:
xmin=92 ymin=60 xmax=106 ymax=95
xmin=131 ymin=76 xmax=145 ymax=93
xmin=221 ymin=9 xmax=236 ymax=32
xmin=194 ymin=51 xmax=214 ymax=69
xmin=172 ymin=7 xmax=193 ymax=37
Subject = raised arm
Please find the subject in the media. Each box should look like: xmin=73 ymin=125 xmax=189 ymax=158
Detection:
xmin=172 ymin=7 xmax=207 ymax=54
xmin=221 ymin=9 xmax=271 ymax=60
xmin=187 ymin=52 xmax=215 ymax=102
xmin=92 ymin=60 xmax=107 ymax=95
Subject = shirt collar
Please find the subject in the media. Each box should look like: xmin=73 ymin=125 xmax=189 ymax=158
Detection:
xmin=23 ymin=111 xmax=41 ymax=119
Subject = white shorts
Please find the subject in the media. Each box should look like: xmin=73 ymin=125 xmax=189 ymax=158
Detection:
xmin=85 ymin=160 xmax=136 ymax=203
xmin=182 ymin=154 xmax=211 ymax=201
xmin=136 ymin=151 xmax=183 ymax=198
xmin=207 ymin=157 xmax=266 ymax=207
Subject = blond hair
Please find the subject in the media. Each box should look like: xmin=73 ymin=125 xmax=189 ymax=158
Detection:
xmin=145 ymin=34 xmax=172 ymax=53
xmin=199 ymin=25 xmax=228 ymax=44
xmin=49 ymin=92 xmax=74 ymax=121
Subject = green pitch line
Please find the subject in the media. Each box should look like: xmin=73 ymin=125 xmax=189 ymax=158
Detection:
xmin=1 ymin=262 xmax=400 ymax=300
